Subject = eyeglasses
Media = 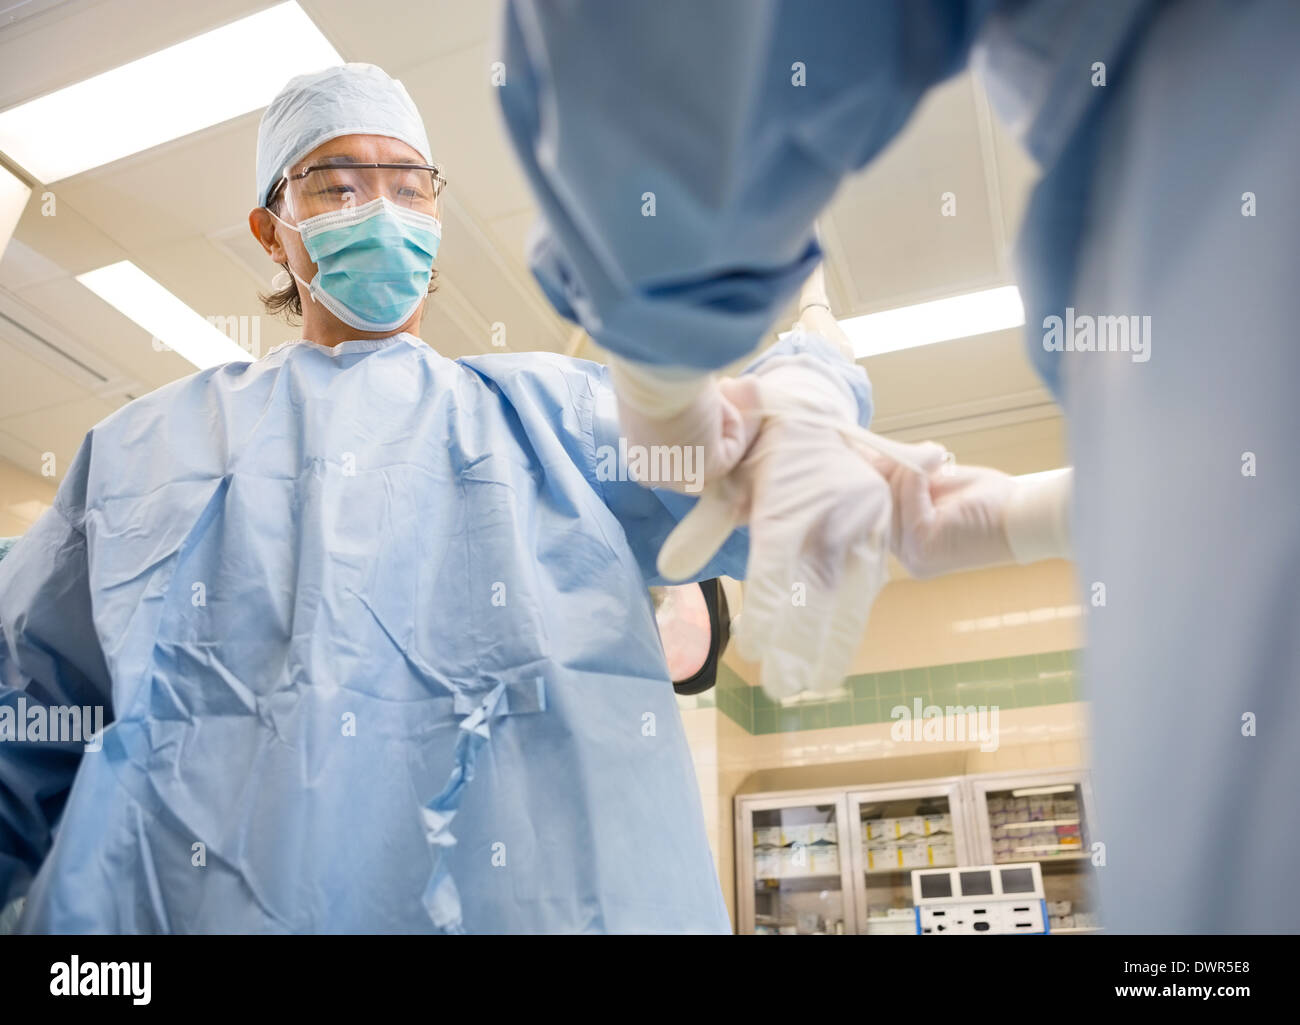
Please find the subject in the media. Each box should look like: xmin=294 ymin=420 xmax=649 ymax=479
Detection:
xmin=268 ymin=162 xmax=446 ymax=221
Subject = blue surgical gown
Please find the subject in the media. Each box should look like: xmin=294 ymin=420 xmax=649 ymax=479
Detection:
xmin=498 ymin=0 xmax=1300 ymax=931
xmin=0 ymin=331 xmax=871 ymax=933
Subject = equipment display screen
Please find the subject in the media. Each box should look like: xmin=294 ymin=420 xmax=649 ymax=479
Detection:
xmin=959 ymin=870 xmax=993 ymax=896
xmin=1000 ymin=867 xmax=1036 ymax=893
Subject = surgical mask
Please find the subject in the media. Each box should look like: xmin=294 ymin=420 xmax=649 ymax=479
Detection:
xmin=272 ymin=196 xmax=441 ymax=333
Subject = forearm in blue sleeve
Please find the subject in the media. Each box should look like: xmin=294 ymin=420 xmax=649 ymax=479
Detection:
xmin=0 ymin=491 xmax=112 ymax=907
xmin=498 ymin=0 xmax=991 ymax=371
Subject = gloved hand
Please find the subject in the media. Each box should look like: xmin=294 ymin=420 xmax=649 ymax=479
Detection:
xmin=866 ymin=444 xmax=1072 ymax=578
xmin=609 ymin=357 xmax=763 ymax=493
xmin=656 ymin=357 xmax=895 ymax=700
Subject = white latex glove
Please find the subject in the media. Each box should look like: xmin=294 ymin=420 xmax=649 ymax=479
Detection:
xmin=657 ymin=359 xmax=894 ymax=700
xmin=867 ymin=443 xmax=1073 ymax=578
xmin=609 ymin=357 xmax=762 ymax=492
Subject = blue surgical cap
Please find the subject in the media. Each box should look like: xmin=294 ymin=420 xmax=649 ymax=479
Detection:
xmin=255 ymin=63 xmax=433 ymax=208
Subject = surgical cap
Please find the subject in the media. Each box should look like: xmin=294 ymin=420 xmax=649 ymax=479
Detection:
xmin=255 ymin=63 xmax=433 ymax=208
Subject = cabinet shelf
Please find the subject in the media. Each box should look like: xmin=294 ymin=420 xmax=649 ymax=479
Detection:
xmin=738 ymin=770 xmax=1099 ymax=935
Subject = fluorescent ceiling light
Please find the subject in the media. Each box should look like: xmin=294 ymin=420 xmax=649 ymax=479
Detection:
xmin=841 ymin=285 xmax=1025 ymax=358
xmin=0 ymin=2 xmax=341 ymax=182
xmin=76 ymin=261 xmax=253 ymax=370
xmin=0 ymin=163 xmax=32 ymax=256
xmin=1010 ymin=785 xmax=1077 ymax=797
xmin=952 ymin=605 xmax=1082 ymax=633
xmin=778 ymin=686 xmax=850 ymax=707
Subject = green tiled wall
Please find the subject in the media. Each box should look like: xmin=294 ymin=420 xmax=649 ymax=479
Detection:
xmin=703 ymin=650 xmax=1083 ymax=735
xmin=712 ymin=663 xmax=753 ymax=731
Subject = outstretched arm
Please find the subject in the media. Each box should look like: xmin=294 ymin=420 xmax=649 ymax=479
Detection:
xmin=0 ymin=449 xmax=112 ymax=911
xmin=497 ymin=0 xmax=991 ymax=372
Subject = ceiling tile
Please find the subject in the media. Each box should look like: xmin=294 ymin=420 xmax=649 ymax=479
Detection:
xmin=399 ymin=49 xmax=539 ymax=221
xmin=16 ymin=274 xmax=207 ymax=390
xmin=0 ymin=392 xmax=120 ymax=477
xmin=824 ymin=73 xmax=1003 ymax=314
xmin=304 ymin=0 xmax=498 ymax=71
xmin=46 ymin=113 xmax=264 ymax=254
xmin=987 ymin=103 xmax=1041 ymax=243
xmin=0 ymin=234 xmax=65 ymax=290
xmin=864 ymin=327 xmax=1047 ymax=423
xmin=0 ymin=334 xmax=85 ymax=416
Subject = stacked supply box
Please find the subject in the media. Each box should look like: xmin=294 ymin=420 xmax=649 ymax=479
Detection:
xmin=862 ymin=812 xmax=955 ymax=871
xmin=989 ymin=793 xmax=1084 ymax=863
xmin=752 ymin=821 xmax=840 ymax=879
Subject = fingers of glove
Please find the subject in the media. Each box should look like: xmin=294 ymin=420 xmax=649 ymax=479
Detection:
xmin=732 ymin=550 xmax=789 ymax=667
xmin=656 ymin=479 xmax=747 ymax=582
xmin=927 ymin=462 xmax=999 ymax=502
xmin=896 ymin=460 xmax=950 ymax=577
xmin=739 ymin=454 xmax=889 ymax=692
xmin=858 ymin=449 xmax=905 ymax=552
xmin=732 ymin=476 xmax=841 ymax=667
xmin=743 ymin=500 xmax=858 ymax=699
xmin=855 ymin=439 xmax=945 ymax=477
xmin=802 ymin=508 xmax=892 ymax=694
xmin=751 ymin=510 xmax=888 ymax=699
xmin=799 ymin=464 xmax=893 ymax=689
xmin=906 ymin=441 xmax=950 ymax=475
xmin=861 ymin=446 xmax=895 ymax=478
xmin=898 ymin=463 xmax=939 ymax=531
xmin=753 ymin=559 xmax=845 ymax=697
xmin=757 ymin=646 xmax=819 ymax=701
xmin=729 ymin=411 xmax=882 ymax=670
xmin=798 ymin=566 xmax=876 ymax=695
xmin=733 ymin=496 xmax=812 ymax=671
xmin=712 ymin=376 xmax=763 ymax=478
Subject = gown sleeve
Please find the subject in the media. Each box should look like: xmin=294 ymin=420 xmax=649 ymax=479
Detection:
xmin=0 ymin=439 xmax=112 ymax=908
xmin=497 ymin=0 xmax=988 ymax=370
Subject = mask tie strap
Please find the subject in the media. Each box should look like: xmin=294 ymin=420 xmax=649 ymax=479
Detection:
xmin=265 ymin=208 xmax=319 ymax=307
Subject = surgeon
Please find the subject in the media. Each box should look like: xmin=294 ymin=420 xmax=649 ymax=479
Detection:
xmin=0 ymin=63 xmax=876 ymax=933
xmin=497 ymin=0 xmax=1300 ymax=933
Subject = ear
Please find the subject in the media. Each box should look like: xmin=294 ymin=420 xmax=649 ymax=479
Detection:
xmin=248 ymin=208 xmax=286 ymax=263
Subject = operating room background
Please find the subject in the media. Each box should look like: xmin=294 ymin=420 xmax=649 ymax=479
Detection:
xmin=0 ymin=1 xmax=1080 ymax=930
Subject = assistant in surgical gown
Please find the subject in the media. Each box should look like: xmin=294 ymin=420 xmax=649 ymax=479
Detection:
xmin=0 ymin=331 xmax=870 ymax=933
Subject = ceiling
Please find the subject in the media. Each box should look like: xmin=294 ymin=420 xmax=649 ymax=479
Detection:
xmin=0 ymin=0 xmax=1065 ymax=502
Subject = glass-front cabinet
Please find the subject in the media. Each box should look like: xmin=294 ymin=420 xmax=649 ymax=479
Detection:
xmin=847 ymin=779 xmax=974 ymax=934
xmin=968 ymin=771 xmax=1102 ymax=933
xmin=734 ymin=769 xmax=1101 ymax=934
xmin=735 ymin=792 xmax=857 ymax=934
